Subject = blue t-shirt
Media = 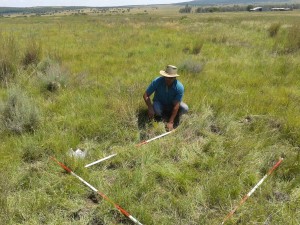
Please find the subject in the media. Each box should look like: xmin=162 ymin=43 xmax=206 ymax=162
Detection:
xmin=146 ymin=76 xmax=184 ymax=107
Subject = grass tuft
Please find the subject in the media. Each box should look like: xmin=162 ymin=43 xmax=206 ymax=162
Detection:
xmin=182 ymin=41 xmax=203 ymax=55
xmin=268 ymin=23 xmax=281 ymax=38
xmin=192 ymin=41 xmax=204 ymax=55
xmin=22 ymin=39 xmax=42 ymax=66
xmin=22 ymin=145 xmax=44 ymax=163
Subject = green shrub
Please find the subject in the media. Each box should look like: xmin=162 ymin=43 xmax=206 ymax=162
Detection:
xmin=0 ymin=88 xmax=40 ymax=134
xmin=268 ymin=23 xmax=281 ymax=37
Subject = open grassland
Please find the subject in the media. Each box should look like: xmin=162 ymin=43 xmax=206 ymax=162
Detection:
xmin=0 ymin=8 xmax=300 ymax=225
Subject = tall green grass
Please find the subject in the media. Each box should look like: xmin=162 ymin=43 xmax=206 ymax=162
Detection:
xmin=0 ymin=9 xmax=299 ymax=225
xmin=0 ymin=34 xmax=18 ymax=85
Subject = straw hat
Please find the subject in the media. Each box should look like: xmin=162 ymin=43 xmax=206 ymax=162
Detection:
xmin=160 ymin=65 xmax=180 ymax=77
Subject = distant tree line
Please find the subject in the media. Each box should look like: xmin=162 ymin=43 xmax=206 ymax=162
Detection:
xmin=179 ymin=5 xmax=192 ymax=13
xmin=0 ymin=7 xmax=84 ymax=15
xmin=0 ymin=6 xmax=134 ymax=16
xmin=179 ymin=4 xmax=300 ymax=13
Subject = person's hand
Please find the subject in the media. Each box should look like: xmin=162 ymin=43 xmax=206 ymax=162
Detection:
xmin=166 ymin=122 xmax=174 ymax=131
xmin=148 ymin=107 xmax=155 ymax=119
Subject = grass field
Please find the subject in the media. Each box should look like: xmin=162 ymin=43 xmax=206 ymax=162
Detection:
xmin=0 ymin=7 xmax=300 ymax=225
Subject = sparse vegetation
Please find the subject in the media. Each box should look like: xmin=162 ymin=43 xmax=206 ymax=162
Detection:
xmin=0 ymin=6 xmax=300 ymax=225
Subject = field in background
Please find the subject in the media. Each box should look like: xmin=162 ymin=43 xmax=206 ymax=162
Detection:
xmin=0 ymin=7 xmax=300 ymax=225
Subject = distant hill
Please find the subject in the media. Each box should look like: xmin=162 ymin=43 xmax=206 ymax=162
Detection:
xmin=179 ymin=0 xmax=298 ymax=5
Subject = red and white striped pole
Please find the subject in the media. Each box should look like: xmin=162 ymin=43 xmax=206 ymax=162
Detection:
xmin=137 ymin=130 xmax=174 ymax=147
xmin=51 ymin=157 xmax=143 ymax=225
xmin=85 ymin=153 xmax=117 ymax=168
xmin=221 ymin=158 xmax=283 ymax=225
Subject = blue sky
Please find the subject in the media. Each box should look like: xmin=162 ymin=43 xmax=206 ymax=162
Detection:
xmin=0 ymin=0 xmax=188 ymax=7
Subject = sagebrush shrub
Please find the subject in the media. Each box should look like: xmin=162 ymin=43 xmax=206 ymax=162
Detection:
xmin=179 ymin=60 xmax=204 ymax=74
xmin=37 ymin=57 xmax=55 ymax=73
xmin=38 ymin=58 xmax=68 ymax=92
xmin=0 ymin=89 xmax=40 ymax=134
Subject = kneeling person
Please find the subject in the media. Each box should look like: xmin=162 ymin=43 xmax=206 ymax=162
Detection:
xmin=143 ymin=65 xmax=189 ymax=131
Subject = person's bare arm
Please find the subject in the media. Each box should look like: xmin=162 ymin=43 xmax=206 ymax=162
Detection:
xmin=166 ymin=101 xmax=180 ymax=131
xmin=143 ymin=92 xmax=154 ymax=119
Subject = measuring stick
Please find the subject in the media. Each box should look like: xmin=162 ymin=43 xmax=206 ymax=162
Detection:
xmin=221 ymin=158 xmax=283 ymax=225
xmin=51 ymin=157 xmax=143 ymax=225
xmin=137 ymin=130 xmax=174 ymax=147
xmin=85 ymin=153 xmax=117 ymax=168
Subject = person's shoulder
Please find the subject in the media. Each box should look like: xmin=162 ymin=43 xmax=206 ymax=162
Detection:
xmin=176 ymin=80 xmax=184 ymax=87
xmin=152 ymin=76 xmax=164 ymax=83
xmin=172 ymin=80 xmax=184 ymax=93
xmin=175 ymin=80 xmax=184 ymax=90
xmin=154 ymin=76 xmax=164 ymax=81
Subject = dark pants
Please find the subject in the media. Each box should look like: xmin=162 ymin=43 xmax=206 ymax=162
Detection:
xmin=153 ymin=101 xmax=188 ymax=125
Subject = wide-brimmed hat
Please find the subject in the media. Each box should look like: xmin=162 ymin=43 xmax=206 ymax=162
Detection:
xmin=160 ymin=65 xmax=180 ymax=78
